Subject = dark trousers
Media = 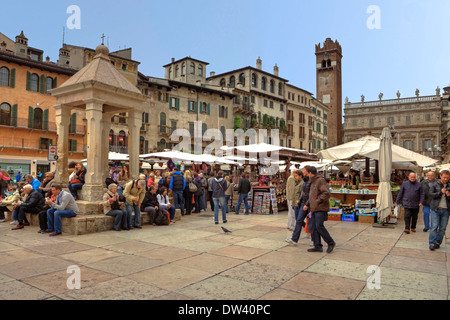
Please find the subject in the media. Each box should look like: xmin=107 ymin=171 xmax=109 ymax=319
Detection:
xmin=0 ymin=206 xmax=10 ymax=220
xmin=310 ymin=211 xmax=335 ymax=249
xmin=18 ymin=206 xmax=41 ymax=225
xmin=208 ymin=191 xmax=214 ymax=211
xmin=38 ymin=207 xmax=50 ymax=230
xmin=194 ymin=195 xmax=202 ymax=213
xmin=184 ymin=191 xmax=193 ymax=215
xmin=404 ymin=207 xmax=420 ymax=230
xmin=143 ymin=206 xmax=161 ymax=225
xmin=106 ymin=209 xmax=127 ymax=230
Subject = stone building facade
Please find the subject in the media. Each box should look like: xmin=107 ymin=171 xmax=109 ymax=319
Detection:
xmin=343 ymin=90 xmax=443 ymax=158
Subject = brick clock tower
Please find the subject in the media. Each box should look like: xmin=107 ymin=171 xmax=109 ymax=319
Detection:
xmin=315 ymin=38 xmax=343 ymax=147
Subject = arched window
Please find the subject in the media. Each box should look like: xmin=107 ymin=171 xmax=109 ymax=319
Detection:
xmin=0 ymin=67 xmax=9 ymax=86
xmin=261 ymin=77 xmax=267 ymax=91
xmin=119 ymin=130 xmax=126 ymax=146
xmin=175 ymin=65 xmax=180 ymax=77
xmin=220 ymin=78 xmax=226 ymax=88
xmin=229 ymin=76 xmax=235 ymax=88
xmin=198 ymin=64 xmax=203 ymax=76
xmin=160 ymin=112 xmax=167 ymax=133
xmin=30 ymin=73 xmax=39 ymax=92
xmin=46 ymin=77 xmax=53 ymax=94
xmin=322 ymin=60 xmax=327 ymax=68
xmin=278 ymin=82 xmax=283 ymax=96
xmin=181 ymin=62 xmax=186 ymax=75
xmin=327 ymin=59 xmax=331 ymax=67
xmin=239 ymin=73 xmax=245 ymax=86
xmin=159 ymin=139 xmax=166 ymax=151
xmin=34 ymin=108 xmax=43 ymax=130
xmin=270 ymin=80 xmax=275 ymax=93
xmin=109 ymin=130 xmax=115 ymax=146
xmin=169 ymin=67 xmax=172 ymax=79
xmin=252 ymin=73 xmax=257 ymax=88
xmin=190 ymin=62 xmax=195 ymax=74
xmin=0 ymin=103 xmax=11 ymax=126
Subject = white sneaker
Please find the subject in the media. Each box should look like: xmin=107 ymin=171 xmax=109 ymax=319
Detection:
xmin=285 ymin=238 xmax=298 ymax=246
xmin=0 ymin=219 xmax=6 ymax=223
xmin=10 ymin=220 xmax=18 ymax=225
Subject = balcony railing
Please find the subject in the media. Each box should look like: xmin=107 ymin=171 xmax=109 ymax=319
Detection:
xmin=345 ymin=95 xmax=439 ymax=109
xmin=109 ymin=145 xmax=129 ymax=154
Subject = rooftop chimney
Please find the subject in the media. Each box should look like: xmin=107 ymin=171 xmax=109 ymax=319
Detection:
xmin=210 ymin=71 xmax=215 ymax=77
xmin=256 ymin=57 xmax=262 ymax=70
xmin=274 ymin=64 xmax=279 ymax=77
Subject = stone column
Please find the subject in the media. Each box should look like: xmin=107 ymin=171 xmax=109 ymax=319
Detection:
xmin=101 ymin=115 xmax=112 ymax=184
xmin=128 ymin=110 xmax=142 ymax=179
xmin=54 ymin=105 xmax=71 ymax=185
xmin=83 ymin=98 xmax=105 ymax=202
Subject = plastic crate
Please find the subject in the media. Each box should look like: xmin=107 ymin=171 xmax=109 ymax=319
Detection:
xmin=355 ymin=199 xmax=375 ymax=206
xmin=357 ymin=208 xmax=377 ymax=215
xmin=342 ymin=213 xmax=356 ymax=222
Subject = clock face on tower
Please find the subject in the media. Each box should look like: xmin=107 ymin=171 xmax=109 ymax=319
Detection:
xmin=319 ymin=71 xmax=332 ymax=88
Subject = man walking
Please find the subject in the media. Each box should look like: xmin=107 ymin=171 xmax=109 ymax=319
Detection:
xmin=421 ymin=171 xmax=438 ymax=232
xmin=395 ymin=172 xmax=424 ymax=234
xmin=306 ymin=166 xmax=336 ymax=253
xmin=286 ymin=169 xmax=298 ymax=230
xmin=235 ymin=173 xmax=251 ymax=215
xmin=211 ymin=171 xmax=228 ymax=224
xmin=429 ymin=170 xmax=450 ymax=251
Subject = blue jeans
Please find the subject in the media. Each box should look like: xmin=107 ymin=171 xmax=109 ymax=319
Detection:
xmin=125 ymin=202 xmax=141 ymax=228
xmin=429 ymin=208 xmax=450 ymax=245
xmin=194 ymin=195 xmax=202 ymax=213
xmin=309 ymin=211 xmax=335 ymax=249
xmin=235 ymin=194 xmax=250 ymax=214
xmin=173 ymin=191 xmax=185 ymax=215
xmin=68 ymin=183 xmax=84 ymax=199
xmin=202 ymin=193 xmax=207 ymax=210
xmin=47 ymin=209 xmax=77 ymax=233
xmin=106 ymin=209 xmax=127 ymax=230
xmin=291 ymin=203 xmax=309 ymax=243
xmin=422 ymin=205 xmax=431 ymax=230
xmin=225 ymin=195 xmax=231 ymax=212
xmin=213 ymin=197 xmax=227 ymax=223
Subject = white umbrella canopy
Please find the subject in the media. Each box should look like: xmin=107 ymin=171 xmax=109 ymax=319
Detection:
xmin=318 ymin=135 xmax=437 ymax=167
xmin=376 ymin=128 xmax=394 ymax=223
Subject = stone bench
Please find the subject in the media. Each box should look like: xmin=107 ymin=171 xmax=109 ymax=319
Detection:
xmin=5 ymin=207 xmax=183 ymax=235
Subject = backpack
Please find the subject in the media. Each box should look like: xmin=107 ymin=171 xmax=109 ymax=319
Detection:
xmin=155 ymin=209 xmax=170 ymax=226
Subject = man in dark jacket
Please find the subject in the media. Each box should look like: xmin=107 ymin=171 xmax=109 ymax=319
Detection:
xmin=170 ymin=170 xmax=185 ymax=216
xmin=235 ymin=174 xmax=251 ymax=215
xmin=12 ymin=184 xmax=44 ymax=230
xmin=428 ymin=170 xmax=450 ymax=250
xmin=141 ymin=186 xmax=160 ymax=225
xmin=421 ymin=171 xmax=438 ymax=232
xmin=395 ymin=172 xmax=425 ymax=234
xmin=306 ymin=166 xmax=335 ymax=253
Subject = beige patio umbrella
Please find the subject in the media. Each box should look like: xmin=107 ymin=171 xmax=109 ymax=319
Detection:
xmin=375 ymin=127 xmax=393 ymax=225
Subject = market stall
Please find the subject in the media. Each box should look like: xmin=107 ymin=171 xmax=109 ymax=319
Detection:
xmin=318 ymin=133 xmax=438 ymax=223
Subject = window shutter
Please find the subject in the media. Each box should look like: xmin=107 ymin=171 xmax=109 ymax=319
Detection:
xmin=43 ymin=109 xmax=49 ymax=131
xmin=39 ymin=74 xmax=46 ymax=93
xmin=70 ymin=113 xmax=77 ymax=134
xmin=26 ymin=72 xmax=31 ymax=91
xmin=11 ymin=104 xmax=18 ymax=127
xmin=195 ymin=102 xmax=199 ymax=114
xmin=207 ymin=103 xmax=210 ymax=115
xmin=225 ymin=107 xmax=228 ymax=119
xmin=9 ymin=69 xmax=15 ymax=88
xmin=169 ymin=96 xmax=173 ymax=109
xmin=176 ymin=98 xmax=180 ymax=111
xmin=28 ymin=107 xmax=34 ymax=128
xmin=53 ymin=77 xmax=57 ymax=88
xmin=71 ymin=139 xmax=77 ymax=152
xmin=39 ymin=138 xmax=43 ymax=149
xmin=145 ymin=113 xmax=149 ymax=123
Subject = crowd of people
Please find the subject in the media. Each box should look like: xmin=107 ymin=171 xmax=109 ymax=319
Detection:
xmin=0 ymin=162 xmax=249 ymax=234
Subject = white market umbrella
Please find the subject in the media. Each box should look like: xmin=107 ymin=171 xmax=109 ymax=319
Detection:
xmin=376 ymin=128 xmax=394 ymax=225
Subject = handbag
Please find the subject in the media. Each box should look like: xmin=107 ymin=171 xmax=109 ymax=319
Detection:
xmin=304 ymin=217 xmax=312 ymax=234
xmin=189 ymin=180 xmax=198 ymax=193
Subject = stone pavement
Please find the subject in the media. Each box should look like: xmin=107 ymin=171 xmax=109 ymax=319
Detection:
xmin=0 ymin=210 xmax=448 ymax=300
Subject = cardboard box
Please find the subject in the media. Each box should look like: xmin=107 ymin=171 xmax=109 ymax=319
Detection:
xmin=358 ymin=214 xmax=376 ymax=224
